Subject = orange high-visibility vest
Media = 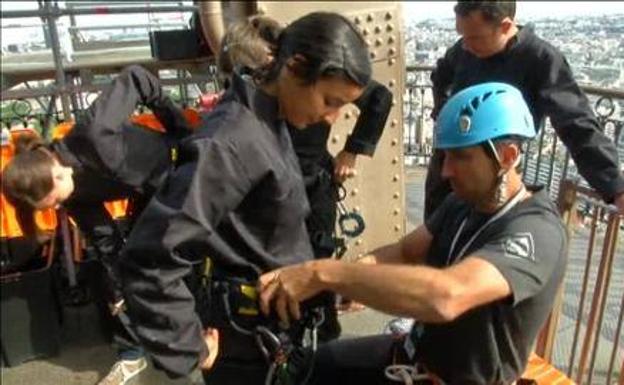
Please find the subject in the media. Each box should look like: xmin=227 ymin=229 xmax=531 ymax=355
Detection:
xmin=51 ymin=108 xmax=200 ymax=220
xmin=1 ymin=109 xmax=199 ymax=237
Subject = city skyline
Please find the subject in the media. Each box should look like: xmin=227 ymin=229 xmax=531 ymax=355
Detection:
xmin=3 ymin=1 xmax=624 ymax=51
xmin=402 ymin=1 xmax=624 ymax=23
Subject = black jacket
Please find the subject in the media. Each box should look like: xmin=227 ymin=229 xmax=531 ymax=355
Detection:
xmin=119 ymin=73 xmax=313 ymax=377
xmin=431 ymin=26 xmax=624 ymax=202
xmin=51 ymin=65 xmax=190 ymax=301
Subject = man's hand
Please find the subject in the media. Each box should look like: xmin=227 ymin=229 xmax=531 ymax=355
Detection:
xmin=258 ymin=261 xmax=326 ymax=326
xmin=614 ymin=192 xmax=624 ymax=217
xmin=334 ymin=150 xmax=357 ymax=183
xmin=199 ymin=328 xmax=220 ymax=371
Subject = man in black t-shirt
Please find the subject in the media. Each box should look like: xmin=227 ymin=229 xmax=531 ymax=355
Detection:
xmin=258 ymin=83 xmax=567 ymax=384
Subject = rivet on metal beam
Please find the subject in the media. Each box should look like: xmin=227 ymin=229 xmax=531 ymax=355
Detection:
xmin=354 ymin=16 xmax=361 ymax=24
xmin=362 ymin=28 xmax=370 ymax=36
xmin=386 ymin=24 xmax=394 ymax=32
xmin=393 ymin=208 xmax=400 ymax=215
xmin=355 ymin=239 xmax=363 ymax=246
xmin=374 ymin=25 xmax=382 ymax=34
xmin=365 ymin=39 xmax=371 ymax=47
xmin=394 ymin=225 xmax=401 ymax=232
xmin=344 ymin=111 xmax=352 ymax=119
xmin=391 ymin=98 xmax=397 ymax=107
xmin=389 ymin=47 xmax=397 ymax=56
xmin=388 ymin=35 xmax=396 ymax=44
xmin=370 ymin=51 xmax=377 ymax=59
xmin=393 ymin=192 xmax=400 ymax=199
xmin=375 ymin=38 xmax=383 ymax=47
xmin=332 ymin=135 xmax=340 ymax=143
xmin=367 ymin=13 xmax=374 ymax=22
xmin=392 ymin=157 xmax=399 ymax=164
xmin=385 ymin=12 xmax=393 ymax=20
xmin=351 ymin=188 xmax=359 ymax=197
xmin=389 ymin=58 xmax=396 ymax=66
xmin=354 ymin=206 xmax=361 ymax=213
xmin=391 ymin=119 xmax=398 ymax=127
xmin=389 ymin=79 xmax=396 ymax=87
xmin=393 ymin=174 xmax=400 ymax=182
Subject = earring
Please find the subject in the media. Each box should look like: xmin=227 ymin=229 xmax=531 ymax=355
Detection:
xmin=495 ymin=172 xmax=509 ymax=205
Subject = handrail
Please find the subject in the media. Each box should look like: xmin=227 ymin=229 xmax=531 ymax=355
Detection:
xmin=1 ymin=5 xmax=197 ymax=19
xmin=405 ymin=65 xmax=624 ymax=100
xmin=542 ymin=180 xmax=623 ymax=384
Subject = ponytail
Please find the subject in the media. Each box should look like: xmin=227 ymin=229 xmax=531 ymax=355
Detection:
xmin=217 ymin=15 xmax=284 ymax=83
xmin=261 ymin=12 xmax=371 ymax=87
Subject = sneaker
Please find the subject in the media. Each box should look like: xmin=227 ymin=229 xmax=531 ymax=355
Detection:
xmin=383 ymin=317 xmax=415 ymax=336
xmin=97 ymin=358 xmax=148 ymax=385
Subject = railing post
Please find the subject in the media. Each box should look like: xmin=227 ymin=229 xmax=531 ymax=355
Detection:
xmin=42 ymin=0 xmax=72 ymax=120
xmin=535 ymin=180 xmax=578 ymax=359
xmin=567 ymin=206 xmax=600 ymax=378
xmin=586 ymin=214 xmax=619 ymax=384
xmin=576 ymin=212 xmax=620 ymax=384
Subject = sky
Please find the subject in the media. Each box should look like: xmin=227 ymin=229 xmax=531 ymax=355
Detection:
xmin=402 ymin=1 xmax=624 ymax=23
xmin=2 ymin=1 xmax=624 ymax=47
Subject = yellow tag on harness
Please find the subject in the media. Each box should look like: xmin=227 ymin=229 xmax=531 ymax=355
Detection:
xmin=240 ymin=284 xmax=258 ymax=300
xmin=238 ymin=284 xmax=259 ymax=316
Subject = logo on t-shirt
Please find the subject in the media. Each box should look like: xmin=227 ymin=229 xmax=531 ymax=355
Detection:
xmin=503 ymin=233 xmax=535 ymax=261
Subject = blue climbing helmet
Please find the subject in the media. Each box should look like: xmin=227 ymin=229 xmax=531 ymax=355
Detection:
xmin=434 ymin=82 xmax=535 ymax=150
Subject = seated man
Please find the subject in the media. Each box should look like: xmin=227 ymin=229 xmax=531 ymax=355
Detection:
xmin=259 ymin=82 xmax=568 ymax=385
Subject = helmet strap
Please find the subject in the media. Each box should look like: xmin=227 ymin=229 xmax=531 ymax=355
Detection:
xmin=487 ymin=140 xmax=503 ymax=167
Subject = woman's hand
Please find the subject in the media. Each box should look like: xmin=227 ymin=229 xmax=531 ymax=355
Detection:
xmin=334 ymin=150 xmax=357 ymax=183
xmin=199 ymin=328 xmax=220 ymax=371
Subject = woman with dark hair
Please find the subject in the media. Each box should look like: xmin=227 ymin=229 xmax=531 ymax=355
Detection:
xmin=119 ymin=11 xmax=372 ymax=385
xmin=1 ymin=65 xmax=192 ymax=385
xmin=217 ymin=14 xmax=393 ymax=341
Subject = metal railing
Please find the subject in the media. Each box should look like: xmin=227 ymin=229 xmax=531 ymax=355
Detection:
xmin=1 ymin=69 xmax=220 ymax=139
xmin=1 ymin=1 xmax=219 ymax=139
xmin=536 ymin=181 xmax=623 ymax=384
xmin=1 ymin=0 xmax=203 ymax=122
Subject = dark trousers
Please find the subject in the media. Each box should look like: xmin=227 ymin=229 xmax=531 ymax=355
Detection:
xmin=202 ymin=327 xmax=268 ymax=385
xmin=424 ymin=150 xmax=452 ymax=221
xmin=308 ymin=334 xmax=431 ymax=385
xmin=302 ymin=156 xmax=341 ymax=342
xmin=88 ymin=260 xmax=143 ymax=360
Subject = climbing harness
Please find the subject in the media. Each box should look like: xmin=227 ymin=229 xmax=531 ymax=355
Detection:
xmin=334 ymin=183 xmax=366 ymax=258
xmin=256 ymin=310 xmax=325 ymax=385
xmin=207 ymin=271 xmax=328 ymax=385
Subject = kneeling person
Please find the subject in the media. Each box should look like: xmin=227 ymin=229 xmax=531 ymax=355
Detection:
xmin=259 ymin=82 xmax=567 ymax=385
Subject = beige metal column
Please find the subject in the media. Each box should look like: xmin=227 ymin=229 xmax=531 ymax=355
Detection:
xmin=256 ymin=2 xmax=407 ymax=260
